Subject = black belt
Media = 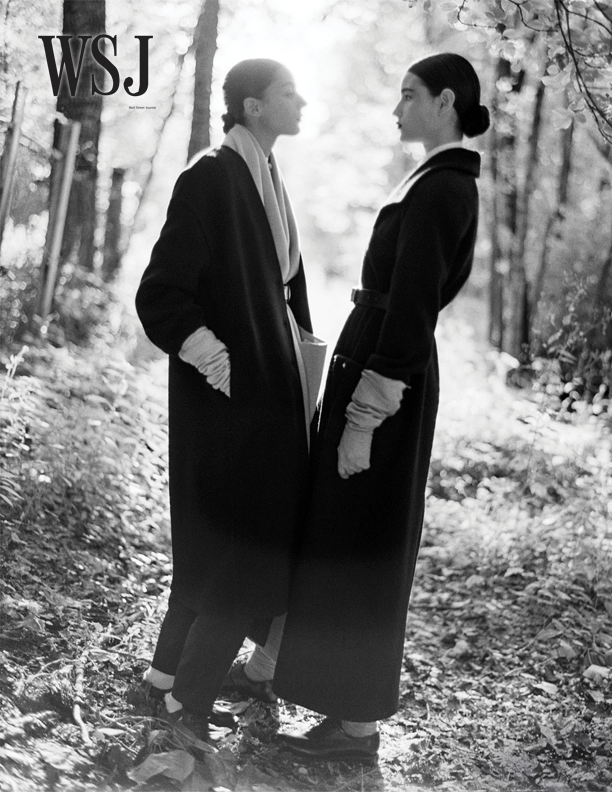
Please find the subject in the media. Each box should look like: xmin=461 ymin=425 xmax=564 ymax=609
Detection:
xmin=351 ymin=288 xmax=389 ymax=310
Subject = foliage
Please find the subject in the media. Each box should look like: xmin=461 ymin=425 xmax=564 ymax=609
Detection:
xmin=0 ymin=348 xmax=28 ymax=511
xmin=0 ymin=214 xmax=137 ymax=351
xmin=404 ymin=0 xmax=612 ymax=143
xmin=533 ymin=273 xmax=612 ymax=411
xmin=0 ymin=221 xmax=44 ymax=348
xmin=0 ymin=337 xmax=171 ymax=791
xmin=52 ymin=265 xmax=119 ymax=346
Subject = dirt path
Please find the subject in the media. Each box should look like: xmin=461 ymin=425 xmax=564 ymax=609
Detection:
xmin=1 ymin=306 xmax=611 ymax=791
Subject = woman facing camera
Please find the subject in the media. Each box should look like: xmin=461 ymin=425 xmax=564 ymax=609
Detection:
xmin=273 ymin=53 xmax=491 ymax=760
xmin=136 ymin=59 xmax=325 ymax=743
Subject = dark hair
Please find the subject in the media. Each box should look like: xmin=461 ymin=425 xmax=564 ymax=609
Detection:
xmin=408 ymin=53 xmax=490 ymax=138
xmin=222 ymin=59 xmax=285 ymax=133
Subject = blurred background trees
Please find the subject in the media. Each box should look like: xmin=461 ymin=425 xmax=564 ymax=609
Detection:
xmin=53 ymin=0 xmax=106 ymax=274
xmin=1 ymin=0 xmax=611 ymax=412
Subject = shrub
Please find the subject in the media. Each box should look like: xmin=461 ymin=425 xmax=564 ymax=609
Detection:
xmin=534 ymin=274 xmax=612 ymax=413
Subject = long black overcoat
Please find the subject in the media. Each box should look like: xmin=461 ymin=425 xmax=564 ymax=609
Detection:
xmin=273 ymin=148 xmax=481 ymax=722
xmin=135 ymin=146 xmax=312 ymax=619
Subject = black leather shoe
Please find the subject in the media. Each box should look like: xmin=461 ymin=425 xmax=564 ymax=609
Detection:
xmin=279 ymin=718 xmax=379 ymax=762
xmin=219 ymin=660 xmax=278 ymax=703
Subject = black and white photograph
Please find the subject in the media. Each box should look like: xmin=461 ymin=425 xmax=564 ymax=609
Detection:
xmin=1 ymin=1 xmax=612 ymax=790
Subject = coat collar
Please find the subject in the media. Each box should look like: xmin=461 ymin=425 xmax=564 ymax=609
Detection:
xmin=382 ymin=148 xmax=480 ymax=208
xmin=411 ymin=147 xmax=481 ymax=180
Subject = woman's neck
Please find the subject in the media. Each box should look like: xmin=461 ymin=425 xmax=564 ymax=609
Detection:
xmin=422 ymin=130 xmax=462 ymax=154
xmin=241 ymin=122 xmax=277 ymax=157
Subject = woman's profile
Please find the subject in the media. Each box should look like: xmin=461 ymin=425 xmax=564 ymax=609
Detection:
xmin=273 ymin=52 xmax=491 ymax=761
xmin=135 ymin=58 xmax=325 ymax=743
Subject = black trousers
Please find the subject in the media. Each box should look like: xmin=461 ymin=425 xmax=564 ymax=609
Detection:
xmin=152 ymin=593 xmax=251 ymax=717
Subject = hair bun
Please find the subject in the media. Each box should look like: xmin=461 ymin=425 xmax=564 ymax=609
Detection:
xmin=463 ymin=104 xmax=490 ymax=138
xmin=222 ymin=110 xmax=237 ymax=134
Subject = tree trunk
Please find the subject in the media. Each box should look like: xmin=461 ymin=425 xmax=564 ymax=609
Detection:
xmin=596 ymin=237 xmax=612 ymax=305
xmin=515 ymin=79 xmax=545 ymax=266
xmin=532 ymin=119 xmax=575 ymax=310
xmin=187 ymin=0 xmax=220 ymax=162
xmin=509 ymin=77 xmax=545 ymax=361
xmin=53 ymin=0 xmax=105 ymax=273
xmin=595 ymin=179 xmax=612 ymax=308
xmin=487 ymin=103 xmax=503 ymax=351
xmin=491 ymin=56 xmax=525 ymax=359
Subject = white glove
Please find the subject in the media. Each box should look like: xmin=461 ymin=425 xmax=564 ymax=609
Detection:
xmin=338 ymin=424 xmax=373 ymax=479
xmin=337 ymin=369 xmax=407 ymax=478
xmin=179 ymin=326 xmax=230 ymax=397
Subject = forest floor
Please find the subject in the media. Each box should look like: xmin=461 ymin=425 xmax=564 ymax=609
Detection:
xmin=1 ymin=302 xmax=612 ymax=792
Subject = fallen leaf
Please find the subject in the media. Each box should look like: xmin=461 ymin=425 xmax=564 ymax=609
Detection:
xmin=202 ymin=748 xmax=237 ymax=791
xmin=535 ymin=622 xmax=564 ymax=642
xmin=128 ymin=750 xmax=195 ymax=784
xmin=228 ymin=700 xmax=251 ymax=715
xmin=236 ymin=760 xmax=282 ymax=791
xmin=583 ymin=664 xmax=610 ymax=682
xmin=534 ymin=682 xmax=558 ymax=696
xmin=93 ymin=727 xmax=125 ymax=738
xmin=183 ymin=765 xmax=215 ymax=791
xmin=538 ymin=723 xmax=559 ymax=750
xmin=447 ymin=639 xmax=471 ymax=658
xmin=557 ymin=641 xmax=577 ymax=660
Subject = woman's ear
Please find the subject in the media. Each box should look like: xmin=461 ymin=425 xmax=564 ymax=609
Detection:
xmin=243 ymin=97 xmax=260 ymax=119
xmin=439 ymin=88 xmax=456 ymax=116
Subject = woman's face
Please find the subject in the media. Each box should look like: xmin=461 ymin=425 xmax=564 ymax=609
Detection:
xmin=393 ymin=71 xmax=439 ymax=144
xmin=256 ymin=67 xmax=306 ymax=137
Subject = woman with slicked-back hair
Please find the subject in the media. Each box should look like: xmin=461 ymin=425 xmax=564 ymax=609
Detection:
xmin=136 ymin=59 xmax=325 ymax=744
xmin=274 ymin=52 xmax=490 ymax=761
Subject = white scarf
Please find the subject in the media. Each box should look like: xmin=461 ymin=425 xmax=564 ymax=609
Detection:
xmin=222 ymin=124 xmax=300 ymax=284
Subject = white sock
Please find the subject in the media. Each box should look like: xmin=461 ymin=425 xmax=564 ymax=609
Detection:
xmin=244 ymin=645 xmax=275 ymax=682
xmin=341 ymin=720 xmax=378 ymax=737
xmin=243 ymin=614 xmax=286 ymax=682
xmin=164 ymin=692 xmax=183 ymax=714
xmin=143 ymin=667 xmax=174 ymax=690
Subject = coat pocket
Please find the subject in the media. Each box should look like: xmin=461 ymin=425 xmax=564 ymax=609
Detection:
xmin=330 ymin=354 xmax=364 ymax=400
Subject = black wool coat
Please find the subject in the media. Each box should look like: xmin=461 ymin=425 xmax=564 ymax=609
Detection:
xmin=273 ymin=148 xmax=481 ymax=722
xmin=135 ymin=146 xmax=312 ymax=618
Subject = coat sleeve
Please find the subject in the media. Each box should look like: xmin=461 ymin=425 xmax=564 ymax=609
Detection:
xmin=365 ymin=171 xmax=475 ymax=383
xmin=135 ymin=169 xmax=213 ymax=355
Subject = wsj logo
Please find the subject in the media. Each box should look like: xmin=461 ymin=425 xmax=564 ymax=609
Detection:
xmin=39 ymin=35 xmax=152 ymax=97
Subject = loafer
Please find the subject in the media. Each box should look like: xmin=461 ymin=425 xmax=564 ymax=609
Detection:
xmin=279 ymin=717 xmax=379 ymax=762
xmin=219 ymin=660 xmax=277 ymax=703
xmin=143 ymin=682 xmax=237 ymax=729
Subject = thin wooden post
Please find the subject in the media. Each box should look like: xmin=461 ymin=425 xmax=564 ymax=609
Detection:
xmin=37 ymin=120 xmax=81 ymax=322
xmin=0 ymin=82 xmax=27 ymax=254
